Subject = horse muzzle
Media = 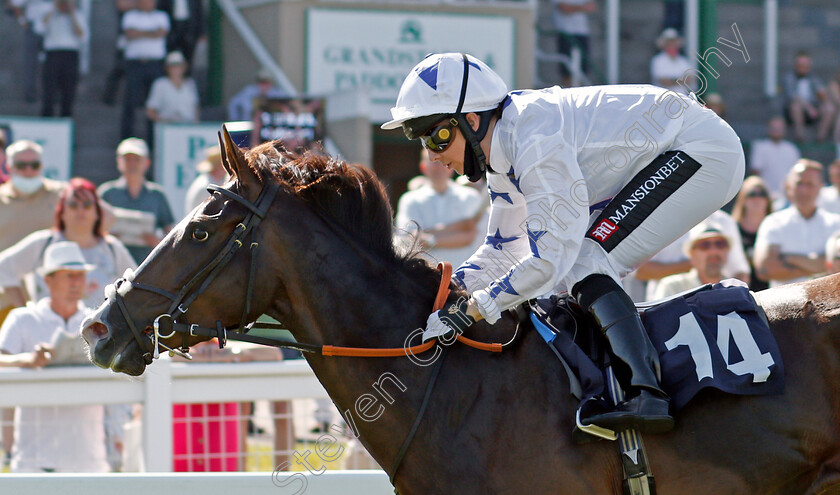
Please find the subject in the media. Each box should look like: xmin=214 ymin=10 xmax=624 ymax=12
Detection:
xmin=82 ymin=302 xmax=149 ymax=376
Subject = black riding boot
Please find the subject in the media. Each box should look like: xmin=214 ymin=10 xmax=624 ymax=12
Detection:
xmin=572 ymin=274 xmax=674 ymax=434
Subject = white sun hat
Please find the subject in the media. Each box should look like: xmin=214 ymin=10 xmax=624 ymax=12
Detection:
xmin=381 ymin=52 xmax=509 ymax=131
xmin=37 ymin=241 xmax=96 ymax=276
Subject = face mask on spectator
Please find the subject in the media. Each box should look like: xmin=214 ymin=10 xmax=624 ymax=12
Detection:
xmin=11 ymin=175 xmax=43 ymax=194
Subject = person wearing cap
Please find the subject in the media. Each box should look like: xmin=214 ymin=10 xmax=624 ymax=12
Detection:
xmin=754 ymin=159 xmax=840 ymax=288
xmin=119 ymin=0 xmax=170 ymax=139
xmin=650 ymin=28 xmax=694 ymax=94
xmin=145 ymin=51 xmax=199 ymax=131
xmin=382 ymin=52 xmax=745 ymax=434
xmin=652 ymin=221 xmax=733 ymax=299
xmin=98 ymin=137 xmax=175 ymax=263
xmin=0 ymin=241 xmax=110 ymax=472
xmin=184 ymin=144 xmax=226 ymax=213
xmin=226 ymin=67 xmax=288 ymax=122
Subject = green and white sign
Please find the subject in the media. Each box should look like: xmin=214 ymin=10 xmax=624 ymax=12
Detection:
xmin=305 ymin=8 xmax=515 ymax=123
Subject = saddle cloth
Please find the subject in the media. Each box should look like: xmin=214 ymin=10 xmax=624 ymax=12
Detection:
xmin=531 ymin=283 xmax=785 ymax=411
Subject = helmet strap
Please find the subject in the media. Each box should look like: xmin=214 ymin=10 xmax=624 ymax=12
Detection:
xmin=455 ymin=112 xmax=494 ymax=182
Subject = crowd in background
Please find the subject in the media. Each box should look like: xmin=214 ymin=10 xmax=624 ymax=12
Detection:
xmin=2 ymin=0 xmax=840 ymax=478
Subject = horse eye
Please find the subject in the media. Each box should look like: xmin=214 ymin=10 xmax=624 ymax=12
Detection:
xmin=192 ymin=229 xmax=209 ymax=242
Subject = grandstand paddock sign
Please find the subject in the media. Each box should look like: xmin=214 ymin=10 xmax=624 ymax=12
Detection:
xmin=304 ymin=8 xmax=515 ymax=123
xmin=0 ymin=116 xmax=73 ymax=181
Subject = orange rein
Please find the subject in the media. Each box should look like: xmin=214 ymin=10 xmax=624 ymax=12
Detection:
xmin=320 ymin=262 xmax=502 ymax=357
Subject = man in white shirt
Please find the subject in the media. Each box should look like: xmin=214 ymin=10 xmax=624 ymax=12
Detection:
xmin=40 ymin=0 xmax=87 ymax=117
xmin=395 ymin=150 xmax=484 ymax=268
xmin=754 ymin=159 xmax=840 ymax=287
xmin=748 ymin=116 xmax=801 ymax=203
xmin=650 ymin=28 xmax=694 ymax=94
xmin=119 ymin=0 xmax=169 ymax=140
xmin=653 ymin=220 xmax=733 ymax=299
xmin=382 ymin=53 xmax=745 ymax=434
xmin=0 ymin=242 xmax=109 ymax=472
xmin=551 ymin=0 xmax=596 ymax=86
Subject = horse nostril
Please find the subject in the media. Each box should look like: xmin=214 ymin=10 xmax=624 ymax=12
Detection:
xmin=89 ymin=322 xmax=109 ymax=339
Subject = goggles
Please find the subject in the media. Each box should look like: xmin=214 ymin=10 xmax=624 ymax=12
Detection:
xmin=419 ymin=118 xmax=459 ymax=153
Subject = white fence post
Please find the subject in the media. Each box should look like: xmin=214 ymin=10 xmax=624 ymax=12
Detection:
xmin=143 ymin=357 xmax=173 ymax=471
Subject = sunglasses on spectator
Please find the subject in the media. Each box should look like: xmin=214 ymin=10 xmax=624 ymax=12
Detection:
xmin=746 ymin=189 xmax=768 ymax=198
xmin=693 ymin=239 xmax=729 ymax=251
xmin=419 ymin=118 xmax=459 ymax=153
xmin=13 ymin=160 xmax=41 ymax=170
xmin=67 ymin=199 xmax=94 ymax=210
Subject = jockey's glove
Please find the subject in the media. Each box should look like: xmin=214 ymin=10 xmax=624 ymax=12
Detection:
xmin=422 ymin=297 xmax=475 ymax=343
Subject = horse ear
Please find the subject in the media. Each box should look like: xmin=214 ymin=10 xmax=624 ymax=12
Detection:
xmin=218 ymin=125 xmax=258 ymax=186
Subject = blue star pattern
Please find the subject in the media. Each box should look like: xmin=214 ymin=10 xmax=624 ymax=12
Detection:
xmin=489 ymin=187 xmax=512 ymax=205
xmin=527 ymin=226 xmax=548 ymax=258
xmin=453 ymin=263 xmax=481 ymax=289
xmin=507 ymin=167 xmax=522 ymax=194
xmin=488 ymin=277 xmax=519 ymax=299
xmin=485 ymin=228 xmax=518 ymax=250
xmin=417 ymin=61 xmax=440 ymax=90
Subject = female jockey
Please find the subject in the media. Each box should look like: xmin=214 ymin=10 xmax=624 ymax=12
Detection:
xmin=382 ymin=53 xmax=745 ymax=434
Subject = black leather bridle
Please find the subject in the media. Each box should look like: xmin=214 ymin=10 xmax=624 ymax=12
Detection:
xmin=104 ymin=180 xmax=282 ymax=364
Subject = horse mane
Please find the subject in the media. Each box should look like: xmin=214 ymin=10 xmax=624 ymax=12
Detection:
xmin=245 ymin=141 xmax=442 ymax=289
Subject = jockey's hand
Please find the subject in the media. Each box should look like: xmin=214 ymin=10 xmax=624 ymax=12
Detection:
xmin=422 ymin=297 xmax=475 ymax=343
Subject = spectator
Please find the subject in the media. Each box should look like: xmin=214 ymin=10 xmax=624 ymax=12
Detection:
xmin=703 ymin=92 xmax=727 ymax=120
xmin=825 ymin=230 xmax=840 ymax=275
xmin=119 ymin=0 xmax=169 ymax=140
xmin=10 ymin=0 xmax=51 ymax=103
xmin=638 ymin=209 xmax=750 ymax=300
xmin=0 ymin=241 xmax=110 ymax=473
xmin=102 ymin=0 xmax=136 ymax=106
xmin=184 ymin=145 xmax=225 ymax=213
xmin=754 ymin=159 xmax=840 ymax=287
xmin=650 ymin=28 xmax=693 ymax=94
xmin=98 ymin=138 xmax=175 ymax=263
xmin=550 ymin=0 xmax=596 ymax=86
xmin=394 ymin=149 xmax=485 ymax=268
xmin=748 ymin=116 xmax=801 ymax=203
xmin=730 ymin=176 xmax=773 ymax=291
xmin=145 ymin=51 xmax=199 ymax=129
xmin=818 ymin=159 xmax=840 ymax=214
xmin=40 ymin=0 xmax=87 ymax=118
xmin=0 ymin=178 xmax=136 ymax=310
xmin=0 ymin=140 xmax=64 ymax=254
xmin=653 ymin=220 xmax=733 ymax=299
xmin=227 ymin=68 xmax=287 ymax=122
xmin=156 ymin=0 xmax=203 ymax=66
xmin=782 ymin=52 xmax=834 ymax=142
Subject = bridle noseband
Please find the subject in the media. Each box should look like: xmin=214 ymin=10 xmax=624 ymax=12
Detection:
xmin=105 ymin=181 xmax=281 ymax=364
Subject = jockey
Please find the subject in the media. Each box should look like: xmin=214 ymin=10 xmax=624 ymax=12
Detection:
xmin=382 ymin=53 xmax=745 ymax=434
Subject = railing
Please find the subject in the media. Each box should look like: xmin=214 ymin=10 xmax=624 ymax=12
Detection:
xmin=0 ymin=360 xmax=334 ymax=472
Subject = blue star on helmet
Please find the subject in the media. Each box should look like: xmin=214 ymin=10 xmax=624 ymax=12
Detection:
xmin=488 ymin=277 xmax=519 ymax=299
xmin=489 ymin=187 xmax=512 ymax=205
xmin=486 ymin=228 xmax=518 ymax=250
xmin=417 ymin=61 xmax=440 ymax=90
xmin=507 ymin=167 xmax=522 ymax=194
xmin=527 ymin=226 xmax=548 ymax=258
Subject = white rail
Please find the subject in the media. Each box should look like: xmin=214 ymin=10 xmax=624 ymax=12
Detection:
xmin=0 ymin=471 xmax=394 ymax=494
xmin=0 ymin=360 xmax=329 ymax=472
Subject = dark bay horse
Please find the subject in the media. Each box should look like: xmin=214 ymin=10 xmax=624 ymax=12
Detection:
xmin=83 ymin=132 xmax=840 ymax=494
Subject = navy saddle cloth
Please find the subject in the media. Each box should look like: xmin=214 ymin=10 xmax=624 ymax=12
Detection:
xmin=530 ymin=284 xmax=785 ymax=410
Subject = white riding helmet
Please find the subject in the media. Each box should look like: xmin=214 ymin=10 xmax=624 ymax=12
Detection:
xmin=381 ymin=53 xmax=509 ymax=131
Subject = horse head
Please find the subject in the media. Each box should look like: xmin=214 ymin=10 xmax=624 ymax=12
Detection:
xmin=82 ymin=127 xmax=429 ymax=376
xmin=83 ymin=128 xmax=297 ymax=374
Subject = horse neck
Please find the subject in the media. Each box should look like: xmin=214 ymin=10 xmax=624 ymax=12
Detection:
xmin=268 ymin=239 xmax=440 ymax=467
